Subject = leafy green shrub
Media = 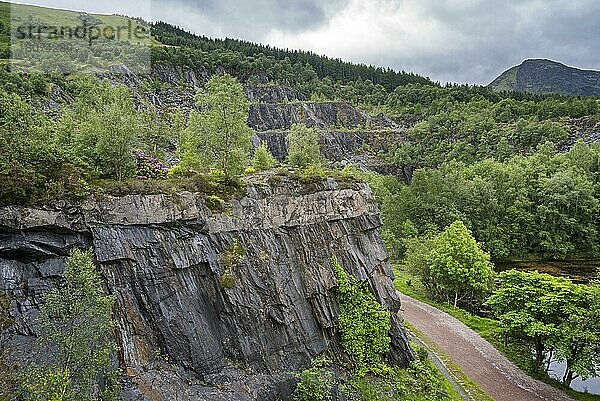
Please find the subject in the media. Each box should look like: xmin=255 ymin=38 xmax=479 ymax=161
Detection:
xmin=294 ymin=362 xmax=333 ymax=401
xmin=219 ymin=240 xmax=245 ymax=289
xmin=287 ymin=124 xmax=323 ymax=169
xmin=253 ymin=143 xmax=277 ymax=171
xmin=299 ymin=164 xmax=328 ymax=184
xmin=219 ymin=272 xmax=237 ymax=289
xmin=205 ymin=195 xmax=225 ymax=212
xmin=331 ymin=258 xmax=391 ymax=367
xmin=347 ymin=356 xmax=453 ymax=401
xmin=167 ymin=165 xmax=186 ymax=178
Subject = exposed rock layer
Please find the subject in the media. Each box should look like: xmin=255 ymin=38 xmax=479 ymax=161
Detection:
xmin=0 ymin=176 xmax=412 ymax=400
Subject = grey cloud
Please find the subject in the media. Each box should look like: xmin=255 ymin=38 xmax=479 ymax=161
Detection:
xmin=15 ymin=0 xmax=600 ymax=84
xmin=151 ymin=0 xmax=349 ymax=40
xmin=367 ymin=0 xmax=600 ymax=83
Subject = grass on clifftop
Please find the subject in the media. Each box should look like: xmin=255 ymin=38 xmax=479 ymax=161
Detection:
xmin=393 ymin=264 xmax=600 ymax=401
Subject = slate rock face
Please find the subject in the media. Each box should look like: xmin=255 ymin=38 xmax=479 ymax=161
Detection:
xmin=248 ymin=101 xmax=370 ymax=131
xmin=0 ymin=176 xmax=412 ymax=400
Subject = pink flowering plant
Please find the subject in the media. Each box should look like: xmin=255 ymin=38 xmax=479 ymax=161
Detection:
xmin=134 ymin=150 xmax=169 ymax=180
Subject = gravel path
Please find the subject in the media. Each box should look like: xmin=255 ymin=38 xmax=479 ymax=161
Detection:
xmin=408 ymin=332 xmax=473 ymax=400
xmin=400 ymin=293 xmax=575 ymax=401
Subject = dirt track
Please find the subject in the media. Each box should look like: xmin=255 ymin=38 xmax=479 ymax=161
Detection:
xmin=400 ymin=293 xmax=575 ymax=401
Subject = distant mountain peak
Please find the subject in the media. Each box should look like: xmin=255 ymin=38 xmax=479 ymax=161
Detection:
xmin=489 ymin=59 xmax=600 ymax=97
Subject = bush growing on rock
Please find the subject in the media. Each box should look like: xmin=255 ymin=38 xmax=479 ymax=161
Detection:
xmin=135 ymin=150 xmax=169 ymax=180
xmin=294 ymin=359 xmax=333 ymax=401
xmin=286 ymin=124 xmax=324 ymax=170
xmin=331 ymin=257 xmax=391 ymax=367
xmin=252 ymin=143 xmax=277 ymax=171
xmin=219 ymin=240 xmax=245 ymax=289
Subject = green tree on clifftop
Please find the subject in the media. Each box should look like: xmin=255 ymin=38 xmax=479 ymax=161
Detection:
xmin=286 ymin=124 xmax=323 ymax=170
xmin=184 ymin=74 xmax=253 ymax=178
xmin=252 ymin=143 xmax=277 ymax=171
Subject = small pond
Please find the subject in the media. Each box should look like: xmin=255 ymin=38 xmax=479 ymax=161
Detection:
xmin=495 ymin=259 xmax=599 ymax=283
xmin=547 ymin=359 xmax=600 ymax=395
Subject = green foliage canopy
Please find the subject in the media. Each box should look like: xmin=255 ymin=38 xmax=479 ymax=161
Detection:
xmin=184 ymin=74 xmax=253 ymax=178
xmin=21 ymin=249 xmax=117 ymax=401
xmin=286 ymin=124 xmax=324 ymax=170
xmin=371 ymin=142 xmax=600 ymax=260
xmin=486 ymin=270 xmax=600 ymax=383
xmin=415 ymin=221 xmax=495 ymax=308
xmin=331 ymin=258 xmax=391 ymax=367
xmin=252 ymin=143 xmax=277 ymax=171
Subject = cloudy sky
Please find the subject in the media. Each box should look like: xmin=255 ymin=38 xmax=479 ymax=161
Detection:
xmin=11 ymin=0 xmax=600 ymax=84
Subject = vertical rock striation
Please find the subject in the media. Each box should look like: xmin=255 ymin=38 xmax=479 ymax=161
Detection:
xmin=0 ymin=176 xmax=412 ymax=400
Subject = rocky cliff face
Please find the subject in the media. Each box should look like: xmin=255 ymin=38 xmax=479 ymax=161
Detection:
xmin=255 ymin=129 xmax=404 ymax=176
xmin=561 ymin=117 xmax=600 ymax=151
xmin=0 ymin=175 xmax=412 ymax=400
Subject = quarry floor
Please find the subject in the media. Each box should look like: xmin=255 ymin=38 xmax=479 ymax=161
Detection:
xmin=399 ymin=294 xmax=575 ymax=401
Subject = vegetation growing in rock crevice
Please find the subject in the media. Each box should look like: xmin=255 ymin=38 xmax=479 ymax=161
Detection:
xmin=293 ymin=359 xmax=333 ymax=401
xmin=220 ymin=239 xmax=245 ymax=289
xmin=293 ymin=343 xmax=461 ymax=401
xmin=331 ymin=257 xmax=391 ymax=367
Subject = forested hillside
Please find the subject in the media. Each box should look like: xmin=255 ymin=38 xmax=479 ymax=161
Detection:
xmin=151 ymin=22 xmax=433 ymax=91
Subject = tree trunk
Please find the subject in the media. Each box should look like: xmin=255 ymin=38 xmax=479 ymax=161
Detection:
xmin=534 ymin=339 xmax=545 ymax=371
xmin=563 ymin=348 xmax=579 ymax=387
xmin=545 ymin=349 xmax=553 ymax=373
xmin=563 ymin=369 xmax=575 ymax=387
xmin=454 ymin=292 xmax=459 ymax=308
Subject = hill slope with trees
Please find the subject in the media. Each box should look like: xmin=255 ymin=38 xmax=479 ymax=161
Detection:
xmin=489 ymin=59 xmax=600 ymax=97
